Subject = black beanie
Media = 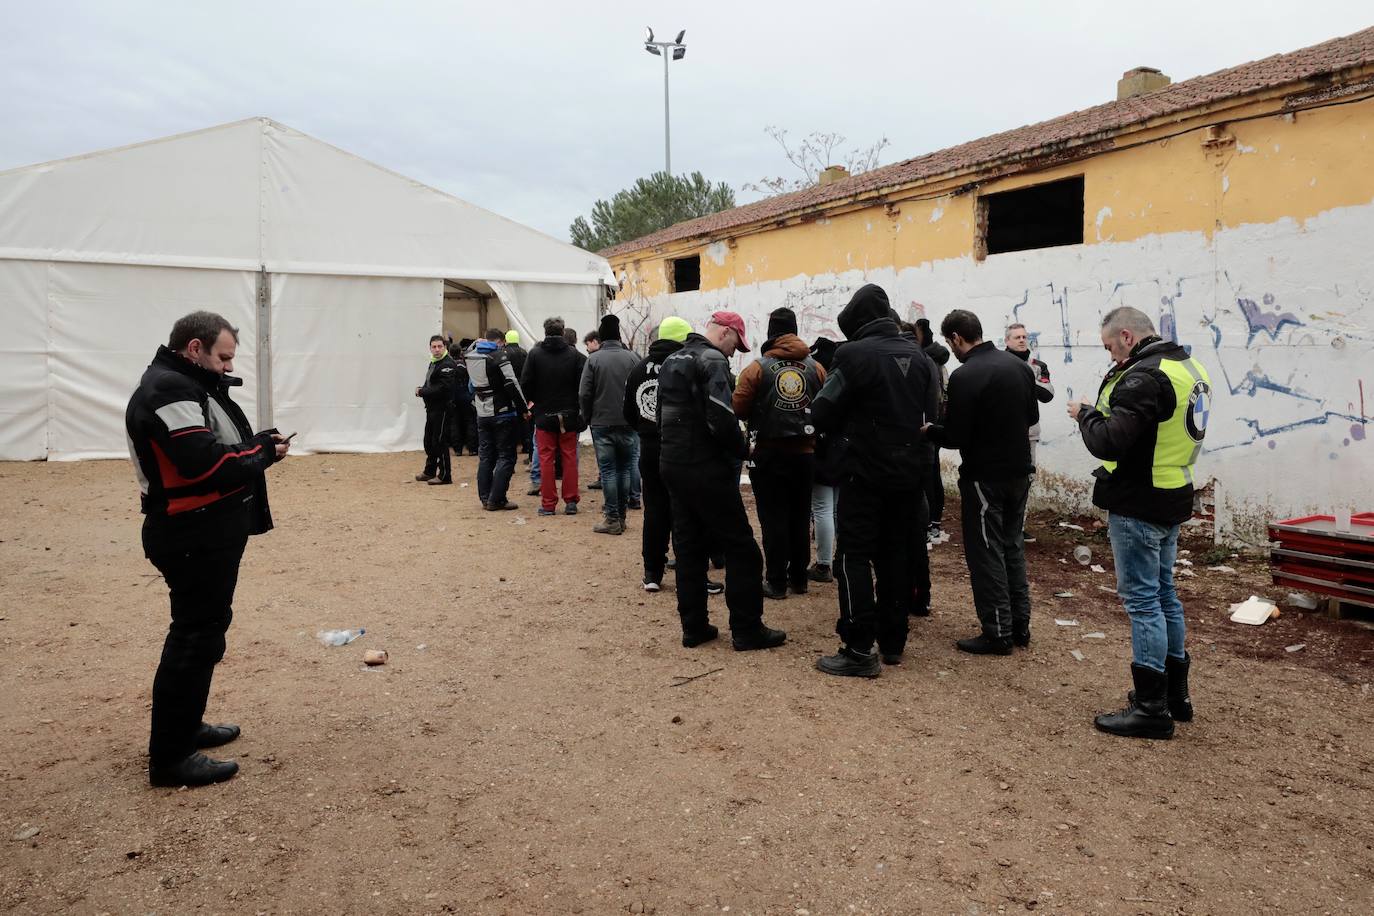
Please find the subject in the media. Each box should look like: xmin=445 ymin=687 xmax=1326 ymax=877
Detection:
xmin=597 ymin=313 xmax=621 ymax=342
xmin=766 ymin=307 xmax=798 ymax=341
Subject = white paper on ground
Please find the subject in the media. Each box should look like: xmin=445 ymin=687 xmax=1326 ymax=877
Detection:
xmin=1082 ymin=632 xmax=1106 ymax=639
xmin=1090 ymin=564 xmax=1107 ymax=573
xmin=1055 ymin=619 xmax=1079 ymax=627
xmin=1229 ymin=595 xmax=1279 ymax=625
xmin=1070 ymin=649 xmax=1086 ymax=661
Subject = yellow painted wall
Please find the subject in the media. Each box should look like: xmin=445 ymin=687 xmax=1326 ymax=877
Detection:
xmin=611 ymin=96 xmax=1374 ymax=291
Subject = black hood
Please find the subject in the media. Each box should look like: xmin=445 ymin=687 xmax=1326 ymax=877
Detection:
xmin=648 ymin=337 xmax=684 ymax=361
xmin=539 ymin=334 xmax=569 ymax=353
xmin=838 ymin=284 xmax=893 ymax=340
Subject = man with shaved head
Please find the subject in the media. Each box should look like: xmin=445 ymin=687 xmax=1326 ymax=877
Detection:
xmin=1069 ymin=306 xmax=1213 ymax=740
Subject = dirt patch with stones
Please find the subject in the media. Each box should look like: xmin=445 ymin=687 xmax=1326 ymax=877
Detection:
xmin=2 ymin=452 xmax=1372 ymax=915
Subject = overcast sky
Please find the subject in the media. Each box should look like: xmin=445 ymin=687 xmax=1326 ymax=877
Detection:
xmin=1 ymin=1 xmax=1369 ymax=241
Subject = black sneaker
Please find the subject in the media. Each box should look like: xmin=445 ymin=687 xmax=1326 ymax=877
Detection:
xmin=484 ymin=501 xmax=519 ymax=511
xmin=626 ymin=499 xmax=643 ymax=510
xmin=537 ymin=507 xmax=557 ymax=517
xmin=643 ymin=574 xmax=662 ymax=593
xmin=732 ymin=625 xmax=787 ymax=651
xmin=564 ymin=502 xmax=579 ymax=515
xmin=149 ymin=752 xmax=239 ymax=788
xmin=790 ymin=580 xmax=809 ymax=596
xmin=816 ymin=646 xmax=881 ymax=677
xmin=1012 ymin=626 xmax=1031 ymax=648
xmin=807 ymin=563 xmax=833 ymax=583
xmin=762 ymin=581 xmax=787 ymax=600
xmin=705 ymin=579 xmax=724 ymax=596
xmin=881 ymin=652 xmax=903 ymax=666
xmin=1023 ymin=530 xmax=1037 ymax=544
xmin=956 ymin=633 xmax=1014 ymax=656
xmin=666 ymin=557 xmax=677 ymax=569
xmin=682 ymin=624 xmax=718 ymax=648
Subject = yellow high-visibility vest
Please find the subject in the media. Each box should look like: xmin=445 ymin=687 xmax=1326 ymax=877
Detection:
xmin=1095 ymin=353 xmax=1212 ymax=489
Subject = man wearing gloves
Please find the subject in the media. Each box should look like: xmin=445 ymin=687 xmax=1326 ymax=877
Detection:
xmin=811 ymin=286 xmax=938 ymax=677
xmin=126 ymin=311 xmax=291 ymax=787
xmin=467 ymin=328 xmax=529 ymax=511
xmin=658 ymin=312 xmax=786 ymax=652
xmin=1069 ymin=306 xmax=1211 ymax=740
xmin=733 ymin=307 xmax=826 ymax=599
xmin=623 ymin=316 xmax=692 ymax=591
xmin=416 ymin=334 xmax=458 ymax=486
xmin=579 ymin=314 xmax=642 ymax=535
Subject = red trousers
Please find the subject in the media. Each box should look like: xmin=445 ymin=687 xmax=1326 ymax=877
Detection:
xmin=535 ymin=428 xmax=579 ymax=510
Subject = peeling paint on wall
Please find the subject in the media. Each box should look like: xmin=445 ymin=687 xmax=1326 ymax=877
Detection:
xmin=705 ymin=241 xmax=729 ymax=266
xmin=620 ymin=202 xmax=1374 ymax=539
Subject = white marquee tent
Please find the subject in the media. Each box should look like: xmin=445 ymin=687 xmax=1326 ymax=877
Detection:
xmin=0 ymin=117 xmax=614 ymax=460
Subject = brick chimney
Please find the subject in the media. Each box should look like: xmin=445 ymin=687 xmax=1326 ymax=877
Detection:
xmin=818 ymin=165 xmax=849 ymax=186
xmin=1117 ymin=66 xmax=1171 ymax=100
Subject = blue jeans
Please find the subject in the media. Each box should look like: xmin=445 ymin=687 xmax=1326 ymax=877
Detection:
xmin=530 ymin=428 xmax=541 ymax=483
xmin=628 ymin=432 xmax=642 ymax=504
xmin=811 ymin=483 xmax=837 ymax=565
xmin=591 ymin=426 xmax=637 ymax=519
xmin=476 ymin=416 xmax=519 ymax=507
xmin=1108 ymin=513 xmax=1186 ymax=672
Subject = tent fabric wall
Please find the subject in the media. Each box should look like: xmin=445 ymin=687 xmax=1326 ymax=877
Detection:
xmin=487 ymin=281 xmax=599 ymax=347
xmin=270 ymin=273 xmax=439 ymax=454
xmin=0 ymin=260 xmax=50 ymax=459
xmin=0 ymin=118 xmax=615 ymax=461
xmin=47 ymin=264 xmax=259 ymax=460
xmin=0 ymin=122 xmax=261 ymax=270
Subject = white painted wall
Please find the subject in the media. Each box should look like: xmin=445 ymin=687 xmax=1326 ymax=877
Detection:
xmin=620 ymin=202 xmax=1374 ymax=540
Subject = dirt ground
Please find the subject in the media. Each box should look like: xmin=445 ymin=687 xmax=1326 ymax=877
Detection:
xmin=2 ymin=451 xmax=1373 ymax=915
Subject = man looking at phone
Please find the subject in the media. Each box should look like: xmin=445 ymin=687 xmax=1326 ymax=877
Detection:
xmin=126 ymin=311 xmax=291 ymax=787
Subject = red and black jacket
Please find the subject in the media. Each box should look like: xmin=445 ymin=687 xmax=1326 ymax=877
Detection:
xmin=125 ymin=346 xmax=278 ymax=551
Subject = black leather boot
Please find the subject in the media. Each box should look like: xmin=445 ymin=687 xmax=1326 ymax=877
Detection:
xmin=1166 ymin=653 xmax=1194 ymax=722
xmin=149 ymin=752 xmax=239 ymax=788
xmin=816 ymin=646 xmax=881 ymax=678
xmin=732 ymin=625 xmax=787 ymax=651
xmin=1095 ymin=664 xmax=1174 ymax=739
xmin=195 ymin=722 xmax=241 ymax=749
xmin=955 ymin=632 xmax=1013 ymax=656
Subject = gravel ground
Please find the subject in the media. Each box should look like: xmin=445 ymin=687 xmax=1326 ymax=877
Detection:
xmin=2 ymin=451 xmax=1372 ymax=915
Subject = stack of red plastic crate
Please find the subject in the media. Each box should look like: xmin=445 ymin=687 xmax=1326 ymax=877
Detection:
xmin=1269 ymin=513 xmax=1374 ymax=611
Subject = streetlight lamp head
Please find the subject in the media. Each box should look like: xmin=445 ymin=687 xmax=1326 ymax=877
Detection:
xmin=672 ymin=46 xmax=685 ymax=60
xmin=645 ymin=26 xmax=654 ymax=42
xmin=675 ymin=30 xmax=686 ymax=44
xmin=645 ymin=44 xmax=661 ymax=55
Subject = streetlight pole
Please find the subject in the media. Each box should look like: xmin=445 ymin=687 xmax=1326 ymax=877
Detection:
xmin=644 ymin=28 xmax=686 ymax=176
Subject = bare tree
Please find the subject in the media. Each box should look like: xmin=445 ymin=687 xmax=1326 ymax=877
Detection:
xmin=743 ymin=126 xmax=890 ymax=196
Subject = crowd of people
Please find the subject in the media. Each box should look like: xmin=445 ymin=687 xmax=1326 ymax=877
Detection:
xmin=124 ymin=285 xmax=1212 ymax=785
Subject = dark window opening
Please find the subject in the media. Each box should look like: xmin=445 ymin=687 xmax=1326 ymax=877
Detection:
xmin=671 ymin=255 xmax=701 ymax=292
xmin=981 ymin=176 xmax=1084 ymax=257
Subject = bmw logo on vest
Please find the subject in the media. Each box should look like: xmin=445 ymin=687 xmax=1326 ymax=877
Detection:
xmin=1186 ymin=380 xmax=1211 ymax=441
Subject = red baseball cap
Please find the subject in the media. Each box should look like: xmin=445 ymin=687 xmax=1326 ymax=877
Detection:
xmin=709 ymin=310 xmax=750 ymax=353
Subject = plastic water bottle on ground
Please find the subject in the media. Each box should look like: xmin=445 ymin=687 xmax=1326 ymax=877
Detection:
xmin=1073 ymin=545 xmax=1092 ymax=566
xmin=317 ymin=627 xmax=365 ymax=646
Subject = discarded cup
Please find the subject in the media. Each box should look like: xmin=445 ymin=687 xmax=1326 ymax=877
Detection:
xmin=1073 ymin=546 xmax=1092 ymax=566
xmin=318 ymin=628 xmax=365 ymax=646
xmin=363 ymin=649 xmax=389 ymax=666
